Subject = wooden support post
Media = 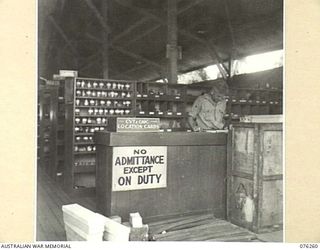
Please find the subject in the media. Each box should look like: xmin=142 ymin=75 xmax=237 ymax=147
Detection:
xmin=102 ymin=0 xmax=109 ymax=78
xmin=167 ymin=0 xmax=178 ymax=84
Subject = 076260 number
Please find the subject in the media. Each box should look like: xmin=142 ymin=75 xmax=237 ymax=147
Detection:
xmin=300 ymin=244 xmax=318 ymax=248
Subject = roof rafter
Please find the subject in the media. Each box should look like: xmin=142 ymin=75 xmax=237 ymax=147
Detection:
xmin=83 ymin=0 xmax=111 ymax=34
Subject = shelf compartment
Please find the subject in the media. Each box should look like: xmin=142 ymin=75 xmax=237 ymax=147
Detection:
xmin=74 ymin=165 xmax=96 ymax=174
xmin=74 ymin=151 xmax=96 ymax=155
xmin=75 ymin=96 xmax=133 ymax=100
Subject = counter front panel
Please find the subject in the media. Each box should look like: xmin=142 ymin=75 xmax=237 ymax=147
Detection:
xmin=95 ymin=132 xmax=227 ymax=222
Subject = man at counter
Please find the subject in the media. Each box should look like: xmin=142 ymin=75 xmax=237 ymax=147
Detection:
xmin=188 ymin=82 xmax=228 ymax=132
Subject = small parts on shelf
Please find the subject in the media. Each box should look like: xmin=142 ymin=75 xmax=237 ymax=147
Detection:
xmin=75 ymin=126 xmax=105 ymax=133
xmin=76 ymin=90 xmax=131 ymax=98
xmin=74 ymin=161 xmax=95 ymax=167
xmin=74 ymin=145 xmax=96 ymax=153
xmin=77 ymin=99 xmax=123 ymax=106
xmin=76 ymin=80 xmax=131 ymax=91
xmin=75 ymin=117 xmax=107 ymax=125
xmin=75 ymin=135 xmax=93 ymax=143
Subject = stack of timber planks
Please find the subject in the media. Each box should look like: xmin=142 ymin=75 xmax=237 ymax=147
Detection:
xmin=148 ymin=213 xmax=257 ymax=242
xmin=62 ymin=204 xmax=106 ymax=241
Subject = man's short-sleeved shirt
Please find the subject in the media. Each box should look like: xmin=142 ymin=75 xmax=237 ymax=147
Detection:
xmin=189 ymin=93 xmax=226 ymax=130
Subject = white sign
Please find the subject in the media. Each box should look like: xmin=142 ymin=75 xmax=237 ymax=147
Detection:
xmin=112 ymin=146 xmax=167 ymax=191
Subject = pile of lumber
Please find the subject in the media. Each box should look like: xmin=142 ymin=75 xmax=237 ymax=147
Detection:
xmin=148 ymin=213 xmax=257 ymax=242
xmin=62 ymin=204 xmax=106 ymax=241
xmin=103 ymin=216 xmax=130 ymax=241
xmin=62 ymin=204 xmax=147 ymax=242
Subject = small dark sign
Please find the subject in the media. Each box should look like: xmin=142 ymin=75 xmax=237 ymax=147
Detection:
xmin=108 ymin=117 xmax=160 ymax=132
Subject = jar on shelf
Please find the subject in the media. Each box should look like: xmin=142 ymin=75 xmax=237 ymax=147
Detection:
xmin=75 ymin=136 xmax=81 ymax=142
xmin=88 ymin=108 xmax=94 ymax=115
xmin=106 ymin=100 xmax=111 ymax=107
xmin=75 ymin=127 xmax=80 ymax=132
xmin=76 ymin=81 xmax=81 ymax=87
xmin=76 ymin=90 xmax=81 ymax=96
xmin=96 ymin=117 xmax=102 ymax=124
xmin=86 ymin=90 xmax=91 ymax=96
xmin=112 ymin=83 xmax=117 ymax=89
xmin=106 ymin=82 xmax=111 ymax=89
xmin=75 ymin=108 xmax=80 ymax=115
xmin=126 ymin=92 xmax=131 ymax=98
xmin=94 ymin=108 xmax=99 ymax=115
xmin=125 ymin=84 xmax=130 ymax=90
xmin=82 ymin=118 xmax=87 ymax=124
xmin=99 ymin=82 xmax=104 ymax=88
xmin=76 ymin=99 xmax=80 ymax=106
xmin=93 ymin=82 xmax=98 ymax=88
xmin=87 ymin=82 xmax=92 ymax=88
xmin=104 ymin=109 xmax=108 ymax=115
xmin=99 ymin=127 xmax=105 ymax=131
xmin=81 ymin=81 xmax=85 ymax=88
xmin=75 ymin=118 xmax=80 ymax=124
xmin=84 ymin=99 xmax=89 ymax=106
xmin=99 ymin=108 xmax=104 ymax=115
xmin=74 ymin=146 xmax=79 ymax=152
xmin=97 ymin=91 xmax=101 ymax=97
xmin=121 ymin=92 xmax=126 ymax=98
xmin=87 ymin=118 xmax=92 ymax=124
xmin=125 ymin=109 xmax=130 ymax=115
xmin=109 ymin=109 xmax=114 ymax=115
xmin=89 ymin=100 xmax=95 ymax=106
xmin=100 ymin=100 xmax=105 ymax=106
xmin=102 ymin=91 xmax=107 ymax=97
xmin=83 ymin=136 xmax=88 ymax=141
xmin=102 ymin=118 xmax=107 ymax=124
xmin=91 ymin=91 xmax=96 ymax=97
xmin=87 ymin=146 xmax=92 ymax=152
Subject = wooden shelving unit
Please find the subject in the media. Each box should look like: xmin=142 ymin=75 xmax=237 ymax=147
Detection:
xmin=63 ymin=77 xmax=135 ymax=196
xmin=135 ymin=82 xmax=187 ymax=130
xmin=38 ymin=84 xmax=59 ymax=179
xmin=185 ymin=84 xmax=282 ymax=124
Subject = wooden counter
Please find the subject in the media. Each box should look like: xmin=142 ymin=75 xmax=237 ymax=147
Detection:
xmin=94 ymin=132 xmax=227 ymax=222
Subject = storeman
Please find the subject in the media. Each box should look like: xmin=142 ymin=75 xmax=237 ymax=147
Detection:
xmin=188 ymin=82 xmax=228 ymax=131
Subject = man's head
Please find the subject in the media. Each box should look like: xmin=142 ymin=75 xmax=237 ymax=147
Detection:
xmin=209 ymin=82 xmax=228 ymax=102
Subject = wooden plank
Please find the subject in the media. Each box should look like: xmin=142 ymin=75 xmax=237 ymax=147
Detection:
xmin=206 ymin=232 xmax=256 ymax=242
xmin=112 ymin=45 xmax=163 ymax=70
xmin=188 ymin=227 xmax=250 ymax=241
xmin=95 ymin=132 xmax=227 ymax=146
xmin=149 ymin=214 xmax=214 ymax=235
xmin=155 ymin=221 xmax=236 ymax=241
xmin=83 ymin=0 xmax=110 ymax=34
xmin=48 ymin=16 xmax=77 ymax=56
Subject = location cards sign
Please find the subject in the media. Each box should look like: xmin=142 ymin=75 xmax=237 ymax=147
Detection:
xmin=112 ymin=146 xmax=167 ymax=191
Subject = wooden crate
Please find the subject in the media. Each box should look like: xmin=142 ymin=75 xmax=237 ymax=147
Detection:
xmin=227 ymin=122 xmax=283 ymax=233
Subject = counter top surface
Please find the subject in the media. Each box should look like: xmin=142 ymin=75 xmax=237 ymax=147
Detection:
xmin=94 ymin=131 xmax=227 ymax=146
